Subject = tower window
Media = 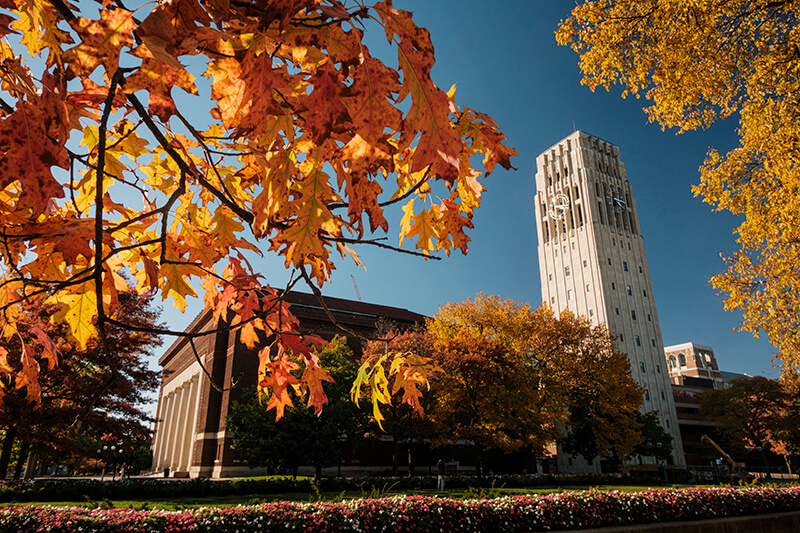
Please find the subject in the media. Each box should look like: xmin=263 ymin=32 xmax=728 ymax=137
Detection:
xmin=666 ymin=419 xmax=670 ymax=428
xmin=608 ymin=258 xmax=612 ymax=265
xmin=567 ymin=289 xmax=573 ymax=300
xmin=589 ymin=309 xmax=594 ymax=317
xmin=639 ymin=266 xmax=643 ymax=274
xmin=619 ymin=334 xmax=624 ymax=342
xmin=631 ymin=310 xmax=637 ymax=320
xmin=652 ymin=339 xmax=656 ymax=347
xmin=628 ymin=243 xmax=631 ymax=250
xmin=647 ymin=314 xmax=651 ymax=322
xmin=565 ymin=266 xmax=570 ymax=276
xmin=583 ymin=260 xmax=587 ymax=267
xmin=635 ymin=335 xmax=641 ymax=346
xmin=615 ymin=307 xmax=620 ymax=315
xmin=643 ymin=289 xmax=648 ymax=297
xmin=586 ymin=284 xmax=591 ymax=292
xmin=612 ymin=238 xmax=616 ymax=245
xmin=639 ymin=362 xmax=645 ymax=372
xmin=679 ymin=353 xmax=687 ymax=367
xmin=623 ymin=261 xmax=628 ymax=271
xmin=656 ymin=365 xmax=661 ymax=374
xmin=548 ymin=274 xmax=552 ymax=281
xmin=551 ymin=297 xmax=555 ymax=304
xmin=611 ymin=282 xmax=616 ymax=290
xmin=626 ymin=285 xmax=632 ymax=295
xmin=661 ymin=391 xmax=666 ymax=400
xmin=644 ymin=390 xmax=650 ymax=401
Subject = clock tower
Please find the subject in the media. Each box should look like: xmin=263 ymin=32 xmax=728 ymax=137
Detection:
xmin=534 ymin=131 xmax=685 ymax=470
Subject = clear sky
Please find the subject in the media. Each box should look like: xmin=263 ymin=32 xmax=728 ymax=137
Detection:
xmin=155 ymin=0 xmax=778 ymax=381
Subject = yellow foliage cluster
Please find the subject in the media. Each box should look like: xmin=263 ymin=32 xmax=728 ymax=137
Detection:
xmin=558 ymin=0 xmax=800 ymax=369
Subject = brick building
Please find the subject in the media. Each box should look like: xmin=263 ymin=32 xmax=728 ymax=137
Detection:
xmin=151 ymin=292 xmax=425 ymax=478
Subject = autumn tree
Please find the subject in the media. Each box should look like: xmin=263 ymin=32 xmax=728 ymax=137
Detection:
xmin=700 ymin=376 xmax=790 ymax=461
xmin=227 ymin=337 xmax=369 ymax=479
xmin=557 ymin=1 xmax=800 ymax=370
xmin=425 ymin=294 xmax=643 ymax=473
xmin=0 ymin=289 xmax=161 ymax=479
xmin=0 ymin=0 xmax=515 ymax=416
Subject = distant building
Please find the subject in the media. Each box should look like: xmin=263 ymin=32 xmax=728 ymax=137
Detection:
xmin=151 ymin=292 xmax=425 ymax=478
xmin=664 ymin=342 xmax=749 ymax=465
xmin=534 ymin=131 xmax=685 ymax=471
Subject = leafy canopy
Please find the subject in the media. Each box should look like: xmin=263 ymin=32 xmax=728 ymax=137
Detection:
xmin=557 ymin=0 xmax=800 ymax=369
xmin=0 ymin=0 xmax=515 ymax=416
xmin=424 ymin=294 xmax=644 ymax=462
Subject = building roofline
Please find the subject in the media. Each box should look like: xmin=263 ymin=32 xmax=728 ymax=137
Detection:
xmin=157 ymin=291 xmax=426 ymax=367
xmin=664 ymin=341 xmax=714 ymax=353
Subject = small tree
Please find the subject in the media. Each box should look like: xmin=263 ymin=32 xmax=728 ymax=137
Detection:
xmin=228 ymin=337 xmax=370 ymax=479
xmin=0 ymin=289 xmax=161 ymax=479
xmin=631 ymin=411 xmax=673 ymax=463
xmin=700 ymin=376 xmax=790 ymax=467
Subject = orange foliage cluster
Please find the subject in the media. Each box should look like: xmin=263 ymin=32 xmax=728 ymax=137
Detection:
xmin=0 ymin=0 xmax=514 ymax=416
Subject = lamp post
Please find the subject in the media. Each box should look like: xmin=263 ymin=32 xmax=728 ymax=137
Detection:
xmin=97 ymin=444 xmax=124 ymax=481
xmin=336 ymin=434 xmax=348 ymax=478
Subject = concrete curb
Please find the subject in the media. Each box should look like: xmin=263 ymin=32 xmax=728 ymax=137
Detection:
xmin=550 ymin=510 xmax=800 ymax=532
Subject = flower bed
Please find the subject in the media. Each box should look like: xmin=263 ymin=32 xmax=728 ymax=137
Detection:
xmin=2 ymin=486 xmax=800 ymax=532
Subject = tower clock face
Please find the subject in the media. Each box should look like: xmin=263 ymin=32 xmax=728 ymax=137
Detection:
xmin=605 ymin=187 xmax=627 ymax=213
xmin=548 ymin=193 xmax=570 ymax=219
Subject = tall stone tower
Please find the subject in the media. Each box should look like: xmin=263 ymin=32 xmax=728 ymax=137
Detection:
xmin=534 ymin=131 xmax=685 ymax=469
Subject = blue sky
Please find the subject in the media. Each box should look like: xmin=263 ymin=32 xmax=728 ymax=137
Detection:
xmin=156 ymin=0 xmax=778 ymax=379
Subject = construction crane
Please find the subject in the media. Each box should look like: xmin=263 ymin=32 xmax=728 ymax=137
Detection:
xmin=700 ymin=435 xmax=750 ymax=482
xmin=350 ymin=274 xmax=363 ymax=302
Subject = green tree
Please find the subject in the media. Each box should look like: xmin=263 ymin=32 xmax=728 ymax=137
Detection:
xmin=228 ymin=337 xmax=370 ymax=478
xmin=557 ymin=1 xmax=800 ymax=370
xmin=631 ymin=411 xmax=674 ymax=463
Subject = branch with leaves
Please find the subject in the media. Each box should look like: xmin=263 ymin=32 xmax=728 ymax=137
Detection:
xmin=0 ymin=0 xmax=515 ymax=418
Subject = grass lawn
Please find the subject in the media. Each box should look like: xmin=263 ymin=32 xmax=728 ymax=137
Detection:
xmin=12 ymin=484 xmax=678 ymax=511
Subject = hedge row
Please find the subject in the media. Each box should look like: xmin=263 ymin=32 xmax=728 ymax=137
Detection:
xmin=1 ymin=486 xmax=800 ymax=532
xmin=0 ymin=473 xmax=666 ymax=503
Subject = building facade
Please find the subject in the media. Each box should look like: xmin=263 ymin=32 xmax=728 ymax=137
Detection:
xmin=534 ymin=131 xmax=685 ymax=470
xmin=151 ymin=292 xmax=425 ymax=478
xmin=663 ymin=342 xmax=749 ymax=465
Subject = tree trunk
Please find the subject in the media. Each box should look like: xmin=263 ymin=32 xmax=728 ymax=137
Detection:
xmin=0 ymin=425 xmax=17 ymax=481
xmin=13 ymin=440 xmax=29 ymax=480
xmin=407 ymin=410 xmax=413 ymax=477
xmin=392 ymin=432 xmax=398 ymax=476
xmin=23 ymin=452 xmax=37 ymax=480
